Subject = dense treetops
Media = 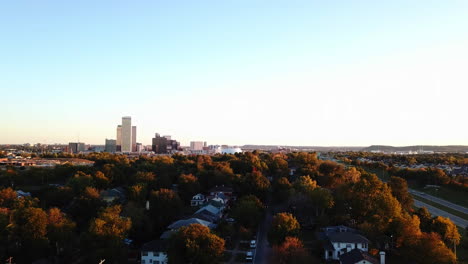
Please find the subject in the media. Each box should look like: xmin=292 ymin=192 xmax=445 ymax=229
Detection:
xmin=0 ymin=151 xmax=463 ymax=263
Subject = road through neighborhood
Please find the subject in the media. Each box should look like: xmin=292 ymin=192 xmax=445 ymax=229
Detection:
xmin=254 ymin=206 xmax=273 ymax=264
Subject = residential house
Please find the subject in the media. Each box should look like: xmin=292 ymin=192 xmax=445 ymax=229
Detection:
xmin=141 ymin=240 xmax=168 ymax=264
xmin=320 ymin=226 xmax=370 ymax=261
xmin=100 ymin=187 xmax=126 ymax=204
xmin=191 ymin=212 xmax=218 ymax=223
xmin=16 ymin=190 xmax=31 ymax=198
xmin=339 ymin=248 xmax=379 ymax=264
xmin=208 ymin=186 xmax=233 ymax=196
xmin=191 ymin=193 xmax=205 ymax=207
xmin=195 ymin=204 xmax=223 ymax=220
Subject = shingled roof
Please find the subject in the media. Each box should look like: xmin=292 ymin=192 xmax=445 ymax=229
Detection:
xmin=328 ymin=232 xmax=369 ymax=244
xmin=142 ymin=240 xmax=168 ymax=253
xmin=339 ymin=249 xmax=378 ymax=264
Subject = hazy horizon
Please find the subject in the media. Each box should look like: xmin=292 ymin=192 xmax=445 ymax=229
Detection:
xmin=2 ymin=1 xmax=468 ymax=146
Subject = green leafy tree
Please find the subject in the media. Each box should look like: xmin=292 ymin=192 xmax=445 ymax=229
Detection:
xmin=47 ymin=207 xmax=76 ymax=256
xmin=0 ymin=187 xmax=17 ymax=208
xmin=93 ymin=171 xmax=110 ymax=190
xmin=168 ymin=223 xmax=225 ymax=264
xmin=69 ymin=187 xmax=104 ymax=229
xmin=230 ymin=195 xmax=264 ymax=228
xmin=432 ymin=216 xmax=461 ymax=250
xmin=389 ymin=176 xmax=414 ymax=211
xmin=67 ymin=171 xmax=94 ymax=194
xmin=293 ymin=175 xmax=317 ymax=194
xmin=9 ymin=207 xmax=50 ymax=261
xmin=178 ymin=174 xmax=201 ymax=203
xmin=149 ymin=189 xmax=183 ymax=231
xmin=83 ymin=205 xmax=132 ymax=263
xmin=273 ymin=177 xmax=294 ymax=203
xmin=268 ymin=213 xmax=300 ymax=245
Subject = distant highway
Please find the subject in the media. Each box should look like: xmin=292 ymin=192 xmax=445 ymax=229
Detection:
xmin=413 ymin=199 xmax=468 ymax=228
xmin=408 ymin=189 xmax=468 ymax=215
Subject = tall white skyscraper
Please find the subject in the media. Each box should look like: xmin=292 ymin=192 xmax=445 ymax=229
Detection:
xmin=121 ymin=116 xmax=132 ymax=152
xmin=132 ymin=126 xmax=137 ymax=152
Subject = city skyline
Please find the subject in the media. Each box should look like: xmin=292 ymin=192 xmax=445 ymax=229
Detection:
xmin=1 ymin=1 xmax=468 ymax=146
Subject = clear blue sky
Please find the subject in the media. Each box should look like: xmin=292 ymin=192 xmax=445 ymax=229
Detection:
xmin=2 ymin=1 xmax=467 ymax=146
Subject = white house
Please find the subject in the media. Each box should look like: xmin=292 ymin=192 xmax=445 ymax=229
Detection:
xmin=323 ymin=231 xmax=370 ymax=261
xmin=191 ymin=193 xmax=205 ymax=207
xmin=141 ymin=240 xmax=168 ymax=264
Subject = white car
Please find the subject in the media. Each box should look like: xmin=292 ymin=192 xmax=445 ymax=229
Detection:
xmin=250 ymin=240 xmax=256 ymax=248
xmin=246 ymin=251 xmax=253 ymax=261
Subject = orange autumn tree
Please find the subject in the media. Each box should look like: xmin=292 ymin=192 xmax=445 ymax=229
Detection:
xmin=272 ymin=236 xmax=315 ymax=264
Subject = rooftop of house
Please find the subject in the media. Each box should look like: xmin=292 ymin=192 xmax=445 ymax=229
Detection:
xmin=100 ymin=187 xmax=126 ymax=198
xmin=167 ymin=218 xmax=216 ymax=230
xmin=191 ymin=212 xmax=218 ymax=223
xmin=192 ymin=193 xmax=205 ymax=200
xmin=195 ymin=204 xmax=221 ymax=216
xmin=160 ymin=230 xmax=176 ymax=240
xmin=208 ymin=185 xmax=233 ymax=193
xmin=207 ymin=199 xmax=225 ymax=208
xmin=328 ymin=232 xmax=370 ymax=244
xmin=141 ymin=239 xmax=168 ymax=253
xmin=339 ymin=249 xmax=379 ymax=264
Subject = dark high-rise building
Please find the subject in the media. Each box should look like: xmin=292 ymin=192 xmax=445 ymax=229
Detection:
xmin=105 ymin=139 xmax=117 ymax=153
xmin=152 ymin=133 xmax=167 ymax=154
xmin=167 ymin=139 xmax=180 ymax=152
xmin=132 ymin=126 xmax=137 ymax=152
xmin=68 ymin=142 xmax=85 ymax=154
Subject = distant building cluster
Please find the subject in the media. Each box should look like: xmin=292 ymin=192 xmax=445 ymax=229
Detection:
xmin=2 ymin=115 xmax=244 ymax=157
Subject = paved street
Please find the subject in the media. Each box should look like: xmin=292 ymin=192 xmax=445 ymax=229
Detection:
xmin=254 ymin=207 xmax=272 ymax=264
xmin=409 ymin=189 xmax=468 ymax=215
xmin=413 ymin=199 xmax=468 ymax=228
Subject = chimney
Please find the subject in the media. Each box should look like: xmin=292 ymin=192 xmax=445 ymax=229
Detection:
xmin=379 ymin=251 xmax=385 ymax=264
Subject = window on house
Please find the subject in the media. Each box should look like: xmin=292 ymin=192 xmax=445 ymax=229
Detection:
xmin=149 ymin=259 xmax=152 ymax=263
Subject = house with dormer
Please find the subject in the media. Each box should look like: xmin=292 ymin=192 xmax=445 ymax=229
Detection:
xmin=320 ymin=226 xmax=370 ymax=261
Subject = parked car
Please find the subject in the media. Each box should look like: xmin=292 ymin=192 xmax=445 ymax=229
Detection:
xmin=246 ymin=251 xmax=253 ymax=262
xmin=250 ymin=240 xmax=256 ymax=248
